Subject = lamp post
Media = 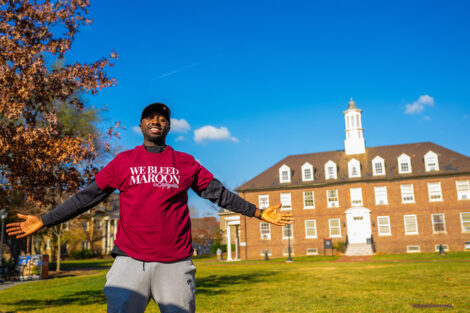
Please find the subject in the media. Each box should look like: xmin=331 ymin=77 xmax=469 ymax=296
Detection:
xmin=286 ymin=224 xmax=293 ymax=263
xmin=0 ymin=208 xmax=7 ymax=267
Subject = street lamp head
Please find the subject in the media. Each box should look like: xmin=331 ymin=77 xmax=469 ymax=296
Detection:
xmin=0 ymin=208 xmax=7 ymax=219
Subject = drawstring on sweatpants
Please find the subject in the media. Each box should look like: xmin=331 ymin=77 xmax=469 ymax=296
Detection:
xmin=143 ymin=261 xmax=145 ymax=271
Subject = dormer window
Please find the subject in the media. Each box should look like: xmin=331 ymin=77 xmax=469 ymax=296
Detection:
xmin=348 ymin=159 xmax=361 ymax=178
xmin=372 ymin=156 xmax=385 ymax=176
xmin=302 ymin=162 xmax=314 ymax=181
xmin=279 ymin=164 xmax=291 ymax=183
xmin=324 ymin=160 xmax=337 ymax=180
xmin=424 ymin=151 xmax=439 ymax=172
xmin=398 ymin=154 xmax=412 ymax=174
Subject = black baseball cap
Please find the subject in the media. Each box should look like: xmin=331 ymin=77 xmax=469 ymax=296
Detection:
xmin=140 ymin=103 xmax=171 ymax=122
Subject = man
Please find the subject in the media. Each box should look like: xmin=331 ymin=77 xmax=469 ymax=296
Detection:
xmin=7 ymin=103 xmax=293 ymax=313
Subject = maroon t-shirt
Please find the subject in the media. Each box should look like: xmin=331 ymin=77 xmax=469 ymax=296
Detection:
xmin=95 ymin=145 xmax=214 ymax=262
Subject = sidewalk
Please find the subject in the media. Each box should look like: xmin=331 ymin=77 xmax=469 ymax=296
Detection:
xmin=0 ymin=280 xmax=31 ymax=291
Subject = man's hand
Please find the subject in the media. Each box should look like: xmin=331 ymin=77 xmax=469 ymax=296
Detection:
xmin=6 ymin=213 xmax=44 ymax=239
xmin=260 ymin=204 xmax=293 ymax=226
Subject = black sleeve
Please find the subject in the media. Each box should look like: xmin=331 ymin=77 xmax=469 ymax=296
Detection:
xmin=41 ymin=180 xmax=115 ymax=227
xmin=192 ymin=178 xmax=257 ymax=217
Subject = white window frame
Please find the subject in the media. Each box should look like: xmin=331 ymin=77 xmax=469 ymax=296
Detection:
xmin=374 ymin=186 xmax=388 ymax=205
xmin=424 ymin=151 xmax=439 ymax=172
xmin=348 ymin=158 xmax=361 ymax=178
xmin=328 ymin=218 xmax=342 ymax=238
xmin=279 ymin=164 xmax=291 ymax=183
xmin=434 ymin=244 xmax=449 ymax=252
xmin=456 ymin=180 xmax=470 ymax=200
xmin=303 ymin=191 xmax=315 ymax=209
xmin=350 ymin=187 xmax=363 ymax=207
xmin=260 ymin=249 xmax=272 ymax=256
xmin=461 ymin=212 xmax=470 ymax=232
xmin=258 ymin=194 xmax=269 ymax=209
xmin=398 ymin=153 xmax=412 ymax=174
xmin=282 ymin=248 xmax=295 ymax=256
xmin=280 ymin=192 xmax=292 ymax=210
xmin=372 ymin=156 xmax=385 ymax=176
xmin=306 ymin=248 xmax=318 ymax=255
xmin=407 ymin=245 xmax=421 ymax=253
xmin=428 ymin=182 xmax=443 ymax=202
xmin=431 ymin=213 xmax=446 ymax=233
xmin=377 ymin=216 xmax=391 ymax=236
xmin=401 ymin=184 xmax=415 ymax=203
xmin=327 ymin=189 xmax=339 ymax=208
xmin=404 ymin=215 xmax=418 ymax=235
xmin=301 ymin=162 xmax=314 ymax=182
xmin=282 ymin=224 xmax=294 ymax=239
xmin=305 ymin=220 xmax=317 ymax=239
xmin=260 ymin=222 xmax=271 ymax=240
xmin=324 ymin=160 xmax=337 ymax=180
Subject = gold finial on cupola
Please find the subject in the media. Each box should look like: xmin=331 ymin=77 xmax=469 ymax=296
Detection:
xmin=348 ymin=98 xmax=357 ymax=109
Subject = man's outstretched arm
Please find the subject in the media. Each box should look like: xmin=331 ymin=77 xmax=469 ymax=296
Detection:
xmin=6 ymin=180 xmax=115 ymax=238
xmin=193 ymin=178 xmax=293 ymax=226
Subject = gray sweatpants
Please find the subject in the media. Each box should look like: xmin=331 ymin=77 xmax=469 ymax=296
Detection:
xmin=104 ymin=256 xmax=196 ymax=313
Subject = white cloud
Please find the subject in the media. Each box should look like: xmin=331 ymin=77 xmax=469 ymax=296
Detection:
xmin=405 ymin=95 xmax=435 ymax=114
xmin=423 ymin=116 xmax=431 ymax=120
xmin=171 ymin=118 xmax=191 ymax=133
xmin=194 ymin=126 xmax=238 ymax=143
xmin=132 ymin=126 xmax=141 ymax=134
xmin=175 ymin=135 xmax=185 ymax=141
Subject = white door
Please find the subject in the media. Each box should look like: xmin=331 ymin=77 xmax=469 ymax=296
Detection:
xmin=345 ymin=208 xmax=372 ymax=244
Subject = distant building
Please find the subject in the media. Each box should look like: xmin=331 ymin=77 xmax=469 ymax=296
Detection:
xmin=191 ymin=216 xmax=219 ymax=255
xmin=227 ymin=99 xmax=470 ymax=260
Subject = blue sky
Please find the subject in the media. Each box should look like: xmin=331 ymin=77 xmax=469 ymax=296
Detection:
xmin=66 ymin=0 xmax=469 ymax=216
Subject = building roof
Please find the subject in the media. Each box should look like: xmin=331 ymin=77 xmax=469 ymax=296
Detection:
xmin=236 ymin=142 xmax=470 ymax=192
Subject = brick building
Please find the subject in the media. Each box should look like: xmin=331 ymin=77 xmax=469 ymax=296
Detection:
xmin=226 ymin=99 xmax=470 ymax=260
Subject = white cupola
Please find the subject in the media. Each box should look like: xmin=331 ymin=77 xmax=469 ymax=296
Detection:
xmin=344 ymin=98 xmax=365 ymax=155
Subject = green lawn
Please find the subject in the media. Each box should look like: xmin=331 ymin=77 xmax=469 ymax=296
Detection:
xmin=1 ymin=253 xmax=469 ymax=312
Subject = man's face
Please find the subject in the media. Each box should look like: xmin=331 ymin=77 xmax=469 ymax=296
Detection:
xmin=140 ymin=113 xmax=170 ymax=144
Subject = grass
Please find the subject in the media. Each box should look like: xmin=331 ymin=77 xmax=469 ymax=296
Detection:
xmin=1 ymin=253 xmax=469 ymax=312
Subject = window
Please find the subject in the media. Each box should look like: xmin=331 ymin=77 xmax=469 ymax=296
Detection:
xmin=305 ymin=220 xmax=317 ymax=238
xmin=283 ymin=248 xmax=295 ymax=256
xmin=465 ymin=242 xmax=470 ymax=251
xmin=401 ymin=184 xmax=415 ymax=203
xmin=456 ymin=180 xmax=470 ymax=200
xmin=279 ymin=164 xmax=291 ymax=183
xmin=260 ymin=249 xmax=272 ymax=256
xmin=428 ymin=182 xmax=443 ymax=202
xmin=280 ymin=193 xmax=292 ymax=210
xmin=282 ymin=224 xmax=294 ymax=239
xmin=434 ymin=244 xmax=449 ymax=252
xmin=325 ymin=160 xmax=337 ymax=180
xmin=327 ymin=189 xmax=339 ymax=207
xmin=258 ymin=195 xmax=269 ymax=209
xmin=398 ymin=154 xmax=412 ymax=174
xmin=82 ymin=221 xmax=89 ymax=231
xmin=303 ymin=191 xmax=315 ymax=209
xmin=374 ymin=186 xmax=388 ymax=205
xmin=372 ymin=156 xmax=385 ymax=176
xmin=350 ymin=188 xmax=363 ymax=206
xmin=407 ymin=245 xmax=420 ymax=253
xmin=260 ymin=222 xmax=271 ymax=240
xmin=424 ymin=151 xmax=439 ymax=172
xmin=348 ymin=159 xmax=361 ymax=178
xmin=461 ymin=212 xmax=470 ymax=232
xmin=431 ymin=213 xmax=446 ymax=233
xmin=377 ymin=216 xmax=391 ymax=236
xmin=404 ymin=215 xmax=418 ymax=235
xmin=329 ymin=218 xmax=341 ymax=237
xmin=306 ymin=248 xmax=318 ymax=255
xmin=302 ymin=162 xmax=314 ymax=181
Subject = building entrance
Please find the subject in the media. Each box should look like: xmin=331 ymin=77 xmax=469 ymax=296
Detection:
xmin=345 ymin=207 xmax=372 ymax=244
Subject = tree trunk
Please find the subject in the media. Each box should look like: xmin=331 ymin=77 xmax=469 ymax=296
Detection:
xmin=56 ymin=229 xmax=61 ymax=272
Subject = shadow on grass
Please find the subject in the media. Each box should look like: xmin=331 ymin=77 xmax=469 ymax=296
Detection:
xmin=3 ymin=289 xmax=106 ymax=311
xmin=196 ymin=271 xmax=276 ymax=295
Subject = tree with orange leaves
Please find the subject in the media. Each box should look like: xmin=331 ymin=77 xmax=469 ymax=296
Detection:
xmin=0 ymin=0 xmax=118 ymax=267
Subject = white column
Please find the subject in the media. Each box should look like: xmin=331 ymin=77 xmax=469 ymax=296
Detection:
xmin=235 ymin=225 xmax=239 ymax=260
xmin=226 ymin=224 xmax=232 ymax=261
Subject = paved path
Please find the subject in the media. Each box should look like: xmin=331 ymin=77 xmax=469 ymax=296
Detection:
xmin=0 ymin=280 xmax=31 ymax=291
